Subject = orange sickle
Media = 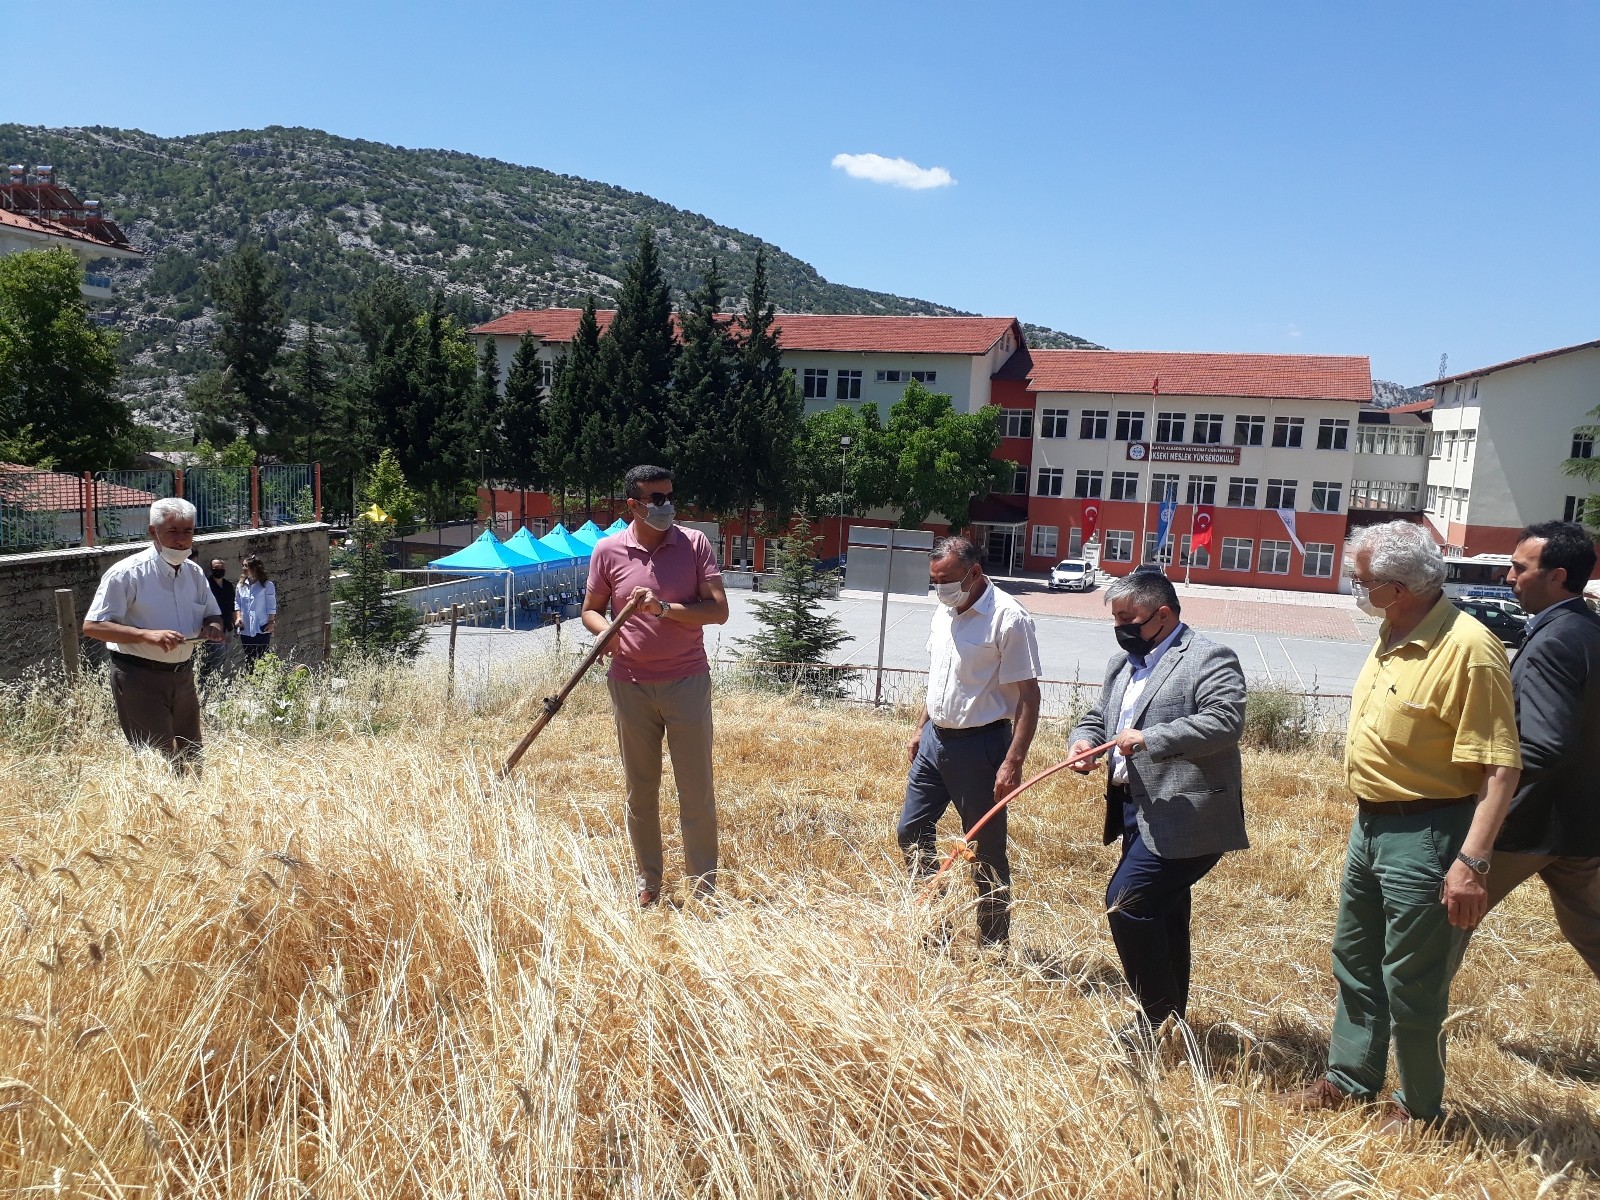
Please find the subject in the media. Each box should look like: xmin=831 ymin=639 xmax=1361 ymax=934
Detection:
xmin=915 ymin=739 xmax=1116 ymax=903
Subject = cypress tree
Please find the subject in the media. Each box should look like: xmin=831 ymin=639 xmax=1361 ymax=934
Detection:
xmin=202 ymin=241 xmax=289 ymax=450
xmin=601 ymin=228 xmax=678 ymax=472
xmin=667 ymin=260 xmax=740 ymax=516
xmin=333 ymin=509 xmax=424 ymax=663
xmin=731 ymin=248 xmax=803 ymax=533
xmin=290 ymin=317 xmax=335 ymax=463
xmin=544 ymin=298 xmax=608 ymax=518
xmin=500 ymin=332 xmax=547 ymax=525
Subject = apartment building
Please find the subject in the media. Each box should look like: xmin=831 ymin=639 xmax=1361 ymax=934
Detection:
xmin=1419 ymin=339 xmax=1600 ymax=555
xmin=990 ymin=349 xmax=1373 ymax=593
xmin=0 ymin=164 xmax=140 ymax=298
xmin=1349 ymin=400 xmax=1432 ymax=520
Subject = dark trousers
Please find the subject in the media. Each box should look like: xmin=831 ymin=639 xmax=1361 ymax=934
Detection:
xmin=898 ymin=721 xmax=1012 ymax=944
xmin=109 ymin=656 xmax=202 ymax=770
xmin=240 ymin=632 xmax=272 ymax=665
xmin=1106 ymin=794 xmax=1222 ymax=1025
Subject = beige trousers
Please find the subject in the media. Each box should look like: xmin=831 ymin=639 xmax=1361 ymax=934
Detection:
xmin=606 ymin=673 xmax=717 ymax=895
xmin=1484 ymin=852 xmax=1600 ymax=982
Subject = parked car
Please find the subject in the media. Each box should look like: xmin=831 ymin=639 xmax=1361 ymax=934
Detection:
xmin=1452 ymin=599 xmax=1526 ymax=650
xmin=1048 ymin=558 xmax=1097 ymax=591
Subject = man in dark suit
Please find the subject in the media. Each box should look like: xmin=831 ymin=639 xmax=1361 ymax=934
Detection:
xmin=1484 ymin=520 xmax=1600 ymax=978
xmin=1068 ymin=570 xmax=1248 ymax=1035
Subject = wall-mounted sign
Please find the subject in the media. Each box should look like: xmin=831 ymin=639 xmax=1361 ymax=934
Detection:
xmin=1125 ymin=442 xmax=1242 ymax=466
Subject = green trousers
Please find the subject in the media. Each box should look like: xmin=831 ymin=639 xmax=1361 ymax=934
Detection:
xmin=1326 ymin=803 xmax=1472 ymax=1120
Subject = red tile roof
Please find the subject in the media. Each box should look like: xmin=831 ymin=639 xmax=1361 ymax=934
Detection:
xmin=0 ymin=207 xmax=140 ymax=256
xmin=1430 ymin=339 xmax=1600 ymax=388
xmin=1385 ymin=398 xmax=1435 ymax=414
xmin=0 ymin=464 xmax=157 ymax=512
xmin=472 ymin=308 xmax=1021 ymax=356
xmin=1023 ymin=349 xmax=1372 ymax=403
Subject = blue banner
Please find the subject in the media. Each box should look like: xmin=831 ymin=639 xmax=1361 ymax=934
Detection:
xmin=1155 ymin=497 xmax=1177 ymax=553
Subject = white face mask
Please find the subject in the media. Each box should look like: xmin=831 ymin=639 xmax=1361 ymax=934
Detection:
xmin=157 ymin=545 xmax=190 ymax=566
xmin=934 ymin=567 xmax=973 ymax=607
xmin=1352 ymin=582 xmax=1387 ymax=618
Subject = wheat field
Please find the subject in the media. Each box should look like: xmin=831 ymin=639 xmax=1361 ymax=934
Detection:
xmin=2 ymin=657 xmax=1597 ymax=1199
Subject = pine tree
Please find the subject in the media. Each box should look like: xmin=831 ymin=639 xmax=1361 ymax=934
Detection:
xmin=737 ymin=515 xmax=851 ymax=697
xmin=667 ymin=260 xmax=740 ymax=516
xmin=407 ymin=293 xmax=479 ymax=522
xmin=291 ymin=318 xmax=335 ymax=463
xmin=500 ymin=332 xmax=547 ymax=522
xmin=601 ymin=228 xmax=678 ymax=472
xmin=202 ymin=242 xmax=290 ymax=449
xmin=333 ymin=509 xmax=425 ymax=664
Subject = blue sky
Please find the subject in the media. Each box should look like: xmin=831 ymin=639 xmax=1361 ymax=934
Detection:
xmin=11 ymin=1 xmax=1599 ymax=385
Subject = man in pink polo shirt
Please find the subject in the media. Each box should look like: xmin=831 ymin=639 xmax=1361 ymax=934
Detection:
xmin=584 ymin=464 xmax=730 ymax=906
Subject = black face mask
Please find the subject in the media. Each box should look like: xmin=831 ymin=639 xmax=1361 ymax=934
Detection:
xmin=1114 ymin=611 xmax=1164 ymax=658
xmin=211 ymin=568 xmax=226 ymax=579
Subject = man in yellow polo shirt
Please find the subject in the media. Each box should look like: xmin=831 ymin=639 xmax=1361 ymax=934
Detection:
xmin=1285 ymin=520 xmax=1520 ymax=1130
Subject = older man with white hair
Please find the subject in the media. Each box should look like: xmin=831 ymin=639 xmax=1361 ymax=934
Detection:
xmin=1284 ymin=520 xmax=1521 ymax=1131
xmin=82 ymin=498 xmax=226 ymax=768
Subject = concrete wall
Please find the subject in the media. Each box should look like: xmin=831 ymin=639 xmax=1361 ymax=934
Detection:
xmin=0 ymin=523 xmax=331 ymax=681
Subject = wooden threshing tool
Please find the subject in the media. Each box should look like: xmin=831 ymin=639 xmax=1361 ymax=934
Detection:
xmin=499 ymin=594 xmax=643 ymax=778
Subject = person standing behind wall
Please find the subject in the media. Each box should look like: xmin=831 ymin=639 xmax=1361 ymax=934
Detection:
xmin=204 ymin=557 xmax=236 ymax=677
xmin=235 ymin=555 xmax=277 ymax=666
xmin=81 ymin=498 xmax=226 ymax=769
xmin=582 ymin=465 xmax=730 ymax=907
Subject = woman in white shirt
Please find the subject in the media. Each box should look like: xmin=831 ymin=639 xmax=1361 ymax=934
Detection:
xmin=235 ymin=554 xmax=278 ymax=665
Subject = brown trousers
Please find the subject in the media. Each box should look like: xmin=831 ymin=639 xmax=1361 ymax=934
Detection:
xmin=109 ymin=657 xmax=203 ymax=769
xmin=606 ymin=673 xmax=717 ymax=895
xmin=1483 ymin=852 xmax=1600 ymax=982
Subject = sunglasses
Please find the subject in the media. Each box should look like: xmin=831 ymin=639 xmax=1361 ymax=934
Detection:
xmin=634 ymin=491 xmax=674 ymax=506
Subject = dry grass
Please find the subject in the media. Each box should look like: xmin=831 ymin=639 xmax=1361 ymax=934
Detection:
xmin=2 ymin=657 xmax=1598 ymax=1198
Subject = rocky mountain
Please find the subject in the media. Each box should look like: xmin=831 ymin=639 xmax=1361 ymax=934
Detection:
xmin=1370 ymin=378 xmax=1430 ymax=408
xmin=0 ymin=124 xmax=1100 ymax=430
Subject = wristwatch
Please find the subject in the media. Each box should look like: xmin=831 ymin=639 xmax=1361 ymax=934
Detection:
xmin=1456 ymin=851 xmax=1491 ymax=875
xmin=656 ymin=599 xmax=670 ymax=617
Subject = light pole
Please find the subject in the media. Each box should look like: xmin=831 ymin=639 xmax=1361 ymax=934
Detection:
xmin=839 ymin=435 xmax=852 ymax=565
xmin=477 ymin=447 xmax=488 ymax=534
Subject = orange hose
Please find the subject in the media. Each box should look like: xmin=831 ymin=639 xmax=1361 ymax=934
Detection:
xmin=915 ymin=739 xmax=1116 ymax=903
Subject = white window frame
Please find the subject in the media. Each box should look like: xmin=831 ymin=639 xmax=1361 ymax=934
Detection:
xmin=1233 ymin=415 xmax=1265 ymax=446
xmin=1185 ymin=474 xmax=1217 ymax=505
xmin=1271 ymin=416 xmax=1304 ymax=448
xmin=1192 ymin=413 xmax=1224 ymax=445
xmin=1080 ymin=409 xmax=1109 ymax=440
xmin=1036 ymin=467 xmax=1064 ymax=497
xmin=1303 ymin=542 xmax=1335 ymax=578
xmin=1227 ymin=477 xmax=1259 ymax=508
xmin=1115 ymin=411 xmax=1145 ymax=442
xmin=1264 ymin=478 xmax=1297 ymax=509
xmin=1110 ymin=471 xmax=1140 ymax=501
xmin=1311 ymin=480 xmax=1343 ymax=513
xmin=1259 ymin=539 xmax=1292 ymax=575
xmin=1039 ymin=408 xmax=1071 ymax=439
xmin=802 ymin=368 xmax=829 ymax=400
xmin=1074 ymin=469 xmax=1105 ymax=499
xmin=1001 ymin=409 xmax=1034 ymax=439
xmin=1103 ymin=530 xmax=1134 ymax=562
xmin=1155 ymin=412 xmax=1186 ymax=443
xmin=836 ymin=370 xmax=862 ymax=400
xmin=1220 ymin=537 xmax=1253 ymax=572
xmin=1030 ymin=524 xmax=1058 ymax=558
xmin=1317 ymin=418 xmax=1350 ymax=451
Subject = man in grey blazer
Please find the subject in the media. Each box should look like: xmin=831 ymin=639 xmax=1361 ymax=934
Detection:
xmin=1484 ymin=520 xmax=1600 ymax=978
xmin=1069 ymin=569 xmax=1248 ymax=1032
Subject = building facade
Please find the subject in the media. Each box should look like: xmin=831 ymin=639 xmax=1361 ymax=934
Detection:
xmin=0 ymin=165 xmax=140 ymax=297
xmin=472 ymin=310 xmax=1379 ymax=592
xmin=1420 ymin=340 xmax=1600 ymax=555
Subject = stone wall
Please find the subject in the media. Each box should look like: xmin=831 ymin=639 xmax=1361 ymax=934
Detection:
xmin=0 ymin=524 xmax=331 ymax=681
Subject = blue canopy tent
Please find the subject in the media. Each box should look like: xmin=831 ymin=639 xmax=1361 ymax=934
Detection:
xmin=571 ymin=520 xmax=605 ymax=547
xmin=427 ymin=530 xmax=543 ymax=573
xmin=507 ymin=527 xmax=580 ymax=596
xmin=602 ymin=518 xmax=627 ymax=537
xmin=540 ymin=523 xmax=592 ymax=561
xmin=425 ymin=531 xmax=545 ymax=630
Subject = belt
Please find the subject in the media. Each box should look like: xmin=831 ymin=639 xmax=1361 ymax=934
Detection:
xmin=1356 ymin=795 xmax=1475 ymax=816
xmin=932 ymin=719 xmax=1010 ymax=741
xmin=110 ymin=651 xmax=192 ymax=674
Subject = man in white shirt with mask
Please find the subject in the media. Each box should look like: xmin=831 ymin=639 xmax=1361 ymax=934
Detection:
xmin=898 ymin=535 xmax=1042 ymax=947
xmin=83 ymin=497 xmax=225 ymax=770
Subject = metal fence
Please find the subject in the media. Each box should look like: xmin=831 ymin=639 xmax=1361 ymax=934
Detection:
xmin=0 ymin=464 xmax=323 ymax=554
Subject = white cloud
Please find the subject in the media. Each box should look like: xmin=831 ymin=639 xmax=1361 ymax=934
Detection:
xmin=830 ymin=152 xmax=955 ymax=190
xmin=1287 ymin=323 xmax=1303 ymax=340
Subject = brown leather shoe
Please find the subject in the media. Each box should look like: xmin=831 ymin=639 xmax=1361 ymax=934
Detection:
xmin=637 ymin=888 xmax=659 ymax=908
xmin=1377 ymin=1103 xmax=1418 ymax=1134
xmin=1277 ymin=1078 xmax=1354 ymax=1111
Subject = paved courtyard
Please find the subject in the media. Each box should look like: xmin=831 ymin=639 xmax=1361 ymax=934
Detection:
xmin=423 ymin=576 xmax=1378 ymax=711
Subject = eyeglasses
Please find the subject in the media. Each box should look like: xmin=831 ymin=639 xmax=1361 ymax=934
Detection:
xmin=634 ymin=491 xmax=674 ymax=506
xmin=1350 ymin=577 xmax=1395 ymax=590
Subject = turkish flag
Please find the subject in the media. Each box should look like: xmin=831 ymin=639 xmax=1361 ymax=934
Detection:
xmin=1081 ymin=501 xmax=1100 ymax=542
xmin=1191 ymin=504 xmax=1215 ymax=550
